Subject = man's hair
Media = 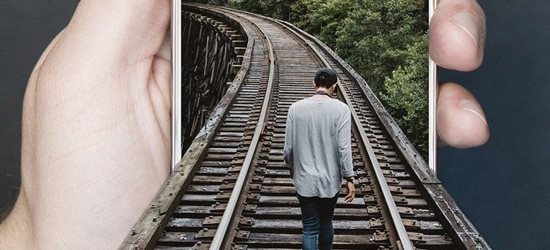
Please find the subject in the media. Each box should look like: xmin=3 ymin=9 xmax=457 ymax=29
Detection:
xmin=314 ymin=68 xmax=338 ymax=88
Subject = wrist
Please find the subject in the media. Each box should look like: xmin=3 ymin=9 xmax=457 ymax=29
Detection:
xmin=345 ymin=176 xmax=354 ymax=182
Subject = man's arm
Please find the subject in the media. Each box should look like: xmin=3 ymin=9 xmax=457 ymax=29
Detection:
xmin=338 ymin=107 xmax=354 ymax=178
xmin=337 ymin=107 xmax=356 ymax=203
xmin=283 ymin=106 xmax=294 ymax=176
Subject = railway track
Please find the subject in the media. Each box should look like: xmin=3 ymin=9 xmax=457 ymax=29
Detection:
xmin=122 ymin=4 xmax=490 ymax=250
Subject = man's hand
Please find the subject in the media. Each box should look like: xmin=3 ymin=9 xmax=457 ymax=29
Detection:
xmin=431 ymin=0 xmax=490 ymax=148
xmin=344 ymin=180 xmax=356 ymax=203
xmin=0 ymin=0 xmax=171 ymax=249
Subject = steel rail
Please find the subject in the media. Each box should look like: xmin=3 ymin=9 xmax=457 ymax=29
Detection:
xmin=208 ymin=10 xmax=277 ymax=250
xmin=223 ymin=8 xmax=415 ymax=250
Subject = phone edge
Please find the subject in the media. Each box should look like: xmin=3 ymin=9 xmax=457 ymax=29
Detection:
xmin=171 ymin=0 xmax=182 ymax=173
xmin=429 ymin=0 xmax=437 ymax=174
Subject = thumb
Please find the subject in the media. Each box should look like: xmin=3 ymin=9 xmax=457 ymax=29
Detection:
xmin=430 ymin=0 xmax=486 ymax=71
xmin=62 ymin=0 xmax=171 ymax=66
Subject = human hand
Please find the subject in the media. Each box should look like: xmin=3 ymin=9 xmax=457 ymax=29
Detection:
xmin=344 ymin=180 xmax=356 ymax=203
xmin=430 ymin=0 xmax=490 ymax=148
xmin=0 ymin=0 xmax=171 ymax=249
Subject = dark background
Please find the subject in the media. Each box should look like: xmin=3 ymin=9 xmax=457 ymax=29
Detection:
xmin=1 ymin=1 xmax=549 ymax=249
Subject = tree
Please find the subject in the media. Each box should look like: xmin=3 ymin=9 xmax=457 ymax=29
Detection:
xmin=230 ymin=0 xmax=295 ymax=21
xmin=382 ymin=34 xmax=428 ymax=158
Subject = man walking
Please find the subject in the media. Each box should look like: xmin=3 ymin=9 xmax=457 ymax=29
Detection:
xmin=283 ymin=68 xmax=356 ymax=250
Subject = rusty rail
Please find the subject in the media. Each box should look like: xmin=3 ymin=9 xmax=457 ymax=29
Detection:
xmin=209 ymin=11 xmax=277 ymax=249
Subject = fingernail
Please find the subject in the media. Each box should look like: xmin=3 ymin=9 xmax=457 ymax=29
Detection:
xmin=451 ymin=11 xmax=480 ymax=46
xmin=460 ymin=99 xmax=487 ymax=125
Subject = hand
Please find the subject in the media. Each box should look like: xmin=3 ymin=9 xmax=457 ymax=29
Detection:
xmin=344 ymin=180 xmax=356 ymax=203
xmin=431 ymin=0 xmax=490 ymax=148
xmin=0 ymin=0 xmax=171 ymax=249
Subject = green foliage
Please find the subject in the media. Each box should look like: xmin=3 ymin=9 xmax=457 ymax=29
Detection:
xmin=185 ymin=0 xmax=211 ymax=4
xmin=290 ymin=0 xmax=355 ymax=47
xmin=381 ymin=34 xmax=428 ymax=157
xmin=229 ymin=0 xmax=296 ymax=21
xmin=229 ymin=0 xmax=429 ymax=158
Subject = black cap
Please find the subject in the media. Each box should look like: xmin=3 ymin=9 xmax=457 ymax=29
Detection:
xmin=314 ymin=68 xmax=338 ymax=86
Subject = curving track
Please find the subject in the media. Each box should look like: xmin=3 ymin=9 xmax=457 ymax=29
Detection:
xmin=122 ymin=4 xmax=490 ymax=250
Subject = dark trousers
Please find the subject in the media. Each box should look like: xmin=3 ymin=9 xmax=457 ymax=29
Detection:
xmin=296 ymin=193 xmax=339 ymax=250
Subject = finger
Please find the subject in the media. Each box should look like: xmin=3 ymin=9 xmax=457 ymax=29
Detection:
xmin=430 ymin=0 xmax=486 ymax=71
xmin=345 ymin=191 xmax=354 ymax=202
xmin=437 ymin=82 xmax=489 ymax=148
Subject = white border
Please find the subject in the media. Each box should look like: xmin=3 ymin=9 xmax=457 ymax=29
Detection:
xmin=171 ymin=0 xmax=182 ymax=173
xmin=428 ymin=0 xmax=437 ymax=174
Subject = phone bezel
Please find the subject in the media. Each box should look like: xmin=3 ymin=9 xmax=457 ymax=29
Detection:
xmin=171 ymin=0 xmax=182 ymax=172
xmin=429 ymin=0 xmax=437 ymax=174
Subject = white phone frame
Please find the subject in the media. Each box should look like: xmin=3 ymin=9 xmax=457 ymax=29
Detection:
xmin=429 ymin=0 xmax=438 ymax=174
xmin=171 ymin=0 xmax=182 ymax=173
